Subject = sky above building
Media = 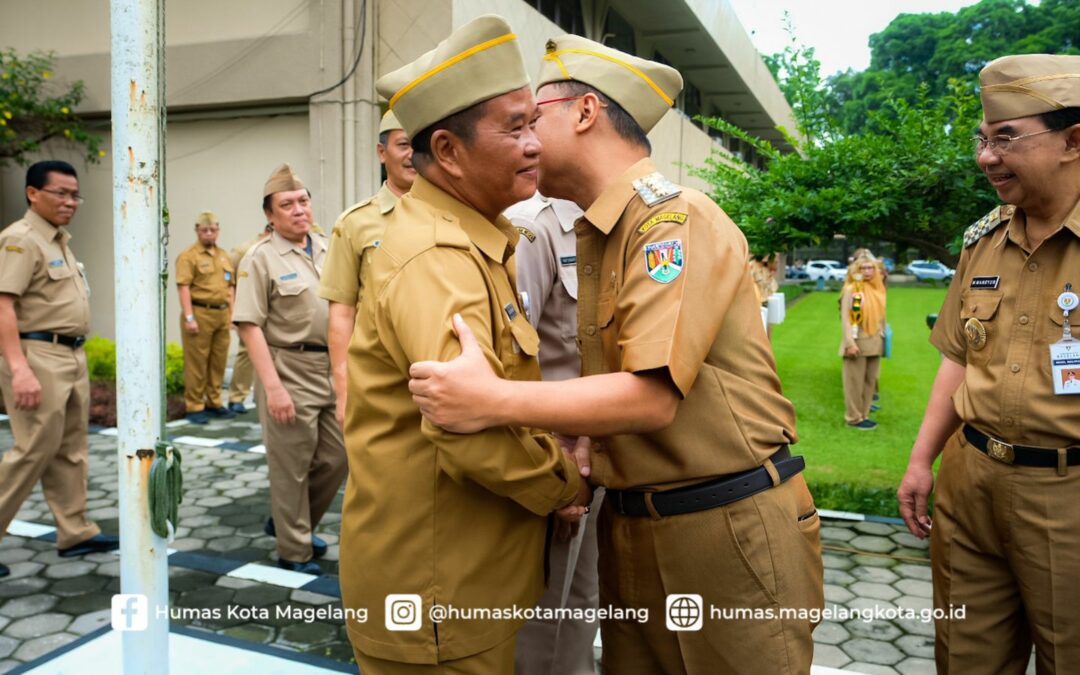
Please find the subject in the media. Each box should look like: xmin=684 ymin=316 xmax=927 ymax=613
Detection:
xmin=726 ymin=0 xmax=987 ymax=76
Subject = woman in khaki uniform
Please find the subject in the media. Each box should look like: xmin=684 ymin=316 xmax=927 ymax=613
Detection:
xmin=839 ymin=254 xmax=886 ymax=430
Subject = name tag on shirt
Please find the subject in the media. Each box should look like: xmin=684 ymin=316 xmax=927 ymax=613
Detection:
xmin=279 ymin=272 xmax=298 ymax=281
xmin=224 ymin=271 xmax=232 ymax=282
xmin=560 ymin=255 xmax=576 ymax=266
xmin=1050 ymin=341 xmax=1080 ymax=395
xmin=970 ymin=276 xmax=1000 ymax=289
xmin=48 ymin=259 xmax=65 ymax=268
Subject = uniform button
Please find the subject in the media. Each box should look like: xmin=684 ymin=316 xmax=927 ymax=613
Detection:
xmin=1010 ymin=363 xmax=1021 ymax=373
xmin=1004 ymin=418 xmax=1014 ymax=426
xmin=583 ymin=264 xmax=594 ymax=275
xmin=585 ymin=325 xmax=597 ymax=336
xmin=1029 ymin=262 xmax=1038 ymax=271
xmin=1018 ymin=315 xmax=1029 ymax=325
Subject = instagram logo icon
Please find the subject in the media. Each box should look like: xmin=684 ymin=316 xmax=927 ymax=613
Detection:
xmin=385 ymin=594 xmax=422 ymax=631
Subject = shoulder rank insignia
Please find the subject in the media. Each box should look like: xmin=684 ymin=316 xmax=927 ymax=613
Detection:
xmin=515 ymin=226 xmax=536 ymax=243
xmin=638 ymin=211 xmax=687 ymax=234
xmin=963 ymin=205 xmax=1009 ymax=248
xmin=632 ymin=172 xmax=681 ymax=207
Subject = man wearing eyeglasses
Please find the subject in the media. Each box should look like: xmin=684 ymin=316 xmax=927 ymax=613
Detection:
xmin=175 ymin=211 xmax=237 ymax=425
xmin=897 ymin=54 xmax=1080 ymax=672
xmin=0 ymin=160 xmax=120 ymax=578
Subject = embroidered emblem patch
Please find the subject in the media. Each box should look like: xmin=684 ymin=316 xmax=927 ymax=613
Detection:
xmin=638 ymin=212 xmax=687 ymax=234
xmin=515 ymin=226 xmax=536 ymax=243
xmin=559 ymin=255 xmax=576 ymax=266
xmin=4 ymin=245 xmax=23 ymax=253
xmin=643 ymin=239 xmax=683 ymax=284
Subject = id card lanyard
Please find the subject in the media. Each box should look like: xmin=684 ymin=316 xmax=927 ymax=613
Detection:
xmin=1050 ymin=283 xmax=1080 ymax=395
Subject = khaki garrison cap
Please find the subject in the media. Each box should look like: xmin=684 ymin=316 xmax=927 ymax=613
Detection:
xmin=376 ymin=15 xmax=529 ymax=137
xmin=537 ymin=34 xmax=683 ymax=133
xmin=195 ymin=211 xmax=218 ymax=226
xmin=980 ymin=54 xmax=1080 ymax=123
xmin=263 ymin=163 xmax=306 ymax=198
xmin=378 ymin=109 xmax=403 ymax=134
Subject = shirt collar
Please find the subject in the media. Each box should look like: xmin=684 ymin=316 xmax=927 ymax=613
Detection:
xmin=24 ymin=209 xmax=68 ymax=244
xmin=270 ymin=229 xmax=324 ymax=257
xmin=550 ymin=198 xmax=584 ymax=234
xmin=375 ymin=182 xmax=400 ymax=215
xmin=1063 ymin=195 xmax=1080 ymax=239
xmin=408 ymin=176 xmax=516 ymax=264
xmin=582 ymin=157 xmax=657 ymax=235
xmin=1001 ymin=197 xmax=1080 ymax=250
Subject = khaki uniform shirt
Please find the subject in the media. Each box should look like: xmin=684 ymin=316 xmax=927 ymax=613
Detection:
xmin=931 ymin=201 xmax=1080 ymax=448
xmin=175 ymin=243 xmax=234 ymax=305
xmin=506 ymin=194 xmax=584 ymax=381
xmin=340 ymin=176 xmax=580 ymax=664
xmin=233 ymin=231 xmax=329 ymax=347
xmin=229 ymin=234 xmax=265 ymax=271
xmin=576 ymin=158 xmax=797 ymax=490
xmin=0 ymin=209 xmax=90 ymax=336
xmin=319 ymin=183 xmax=399 ymax=308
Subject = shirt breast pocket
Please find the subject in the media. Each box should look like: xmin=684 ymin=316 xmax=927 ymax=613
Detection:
xmin=274 ymin=281 xmax=313 ymax=322
xmin=502 ymin=314 xmax=540 ymax=380
xmin=46 ymin=262 xmax=74 ymax=282
xmin=959 ymin=290 xmax=1002 ymax=366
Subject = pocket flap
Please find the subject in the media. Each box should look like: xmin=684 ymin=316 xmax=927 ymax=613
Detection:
xmin=509 ymin=315 xmax=539 ymax=357
xmin=960 ymin=291 xmax=1002 ymax=320
xmin=598 ymin=294 xmax=615 ymax=328
xmin=46 ymin=262 xmax=73 ymax=280
xmin=276 ymin=281 xmax=307 ymax=297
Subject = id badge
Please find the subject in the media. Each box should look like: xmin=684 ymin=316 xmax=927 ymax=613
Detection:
xmin=1050 ymin=342 xmax=1080 ymax=395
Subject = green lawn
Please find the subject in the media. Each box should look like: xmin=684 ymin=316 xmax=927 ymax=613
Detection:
xmin=771 ymin=287 xmax=947 ymax=516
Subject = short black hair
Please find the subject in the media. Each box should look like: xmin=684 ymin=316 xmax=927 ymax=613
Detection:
xmin=409 ymin=101 xmax=488 ymax=171
xmin=262 ymin=188 xmax=312 ymax=214
xmin=378 ymin=130 xmax=390 ymax=146
xmin=1040 ymin=106 xmax=1080 ymax=131
xmin=25 ymin=160 xmax=78 ymax=204
xmin=552 ymin=81 xmax=651 ymax=152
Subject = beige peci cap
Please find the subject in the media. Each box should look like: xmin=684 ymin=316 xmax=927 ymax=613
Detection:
xmin=980 ymin=54 xmax=1080 ymax=123
xmin=262 ymin=163 xmax=306 ymax=198
xmin=378 ymin=109 xmax=403 ymax=135
xmin=537 ymin=34 xmax=683 ymax=133
xmin=195 ymin=211 xmax=218 ymax=226
xmin=376 ymin=15 xmax=529 ymax=137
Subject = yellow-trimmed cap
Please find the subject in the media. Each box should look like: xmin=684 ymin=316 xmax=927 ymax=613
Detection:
xmin=537 ymin=34 xmax=683 ymax=133
xmin=375 ymin=15 xmax=529 ymax=137
xmin=378 ymin=109 xmax=403 ymax=135
xmin=980 ymin=54 xmax=1080 ymax=123
xmin=195 ymin=211 xmax=218 ymax=226
xmin=262 ymin=163 xmax=306 ymax=198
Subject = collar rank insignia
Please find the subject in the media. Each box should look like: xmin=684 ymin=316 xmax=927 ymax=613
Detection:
xmin=632 ymin=172 xmax=681 ymax=207
xmin=963 ymin=205 xmax=1009 ymax=248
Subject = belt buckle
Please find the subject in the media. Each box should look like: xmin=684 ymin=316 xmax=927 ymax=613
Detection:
xmin=987 ymin=437 xmax=1015 ymax=464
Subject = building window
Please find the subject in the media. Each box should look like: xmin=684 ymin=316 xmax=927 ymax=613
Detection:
xmin=522 ymin=0 xmax=584 ymax=35
xmin=603 ymin=7 xmax=635 ymax=55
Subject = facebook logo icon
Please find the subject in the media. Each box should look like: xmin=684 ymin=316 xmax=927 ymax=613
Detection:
xmin=111 ymin=594 xmax=148 ymax=631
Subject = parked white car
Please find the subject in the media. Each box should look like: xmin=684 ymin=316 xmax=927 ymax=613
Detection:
xmin=905 ymin=260 xmax=955 ymax=281
xmin=805 ymin=260 xmax=847 ymax=281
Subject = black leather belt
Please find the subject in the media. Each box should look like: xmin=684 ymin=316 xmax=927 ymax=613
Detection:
xmin=271 ymin=343 xmax=328 ymax=353
xmin=192 ymin=300 xmax=229 ymax=310
xmin=963 ymin=424 xmax=1080 ymax=467
xmin=608 ymin=447 xmax=804 ymax=517
xmin=20 ymin=332 xmax=86 ymax=348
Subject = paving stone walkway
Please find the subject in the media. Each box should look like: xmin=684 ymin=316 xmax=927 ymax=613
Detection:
xmin=0 ymin=414 xmax=1000 ymax=674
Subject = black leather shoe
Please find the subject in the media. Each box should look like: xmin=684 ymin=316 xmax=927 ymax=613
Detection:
xmin=206 ymin=406 xmax=236 ymax=419
xmin=265 ymin=517 xmax=328 ymax=558
xmin=276 ymin=558 xmax=322 ymax=575
xmin=59 ymin=533 xmax=120 ymax=557
xmin=227 ymin=402 xmax=248 ymax=415
xmin=0 ymin=562 xmax=9 ymax=578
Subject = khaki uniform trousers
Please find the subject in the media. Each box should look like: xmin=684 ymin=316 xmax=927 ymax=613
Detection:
xmin=515 ymin=489 xmax=603 ymax=675
xmin=181 ymin=304 xmax=231 ymax=412
xmin=931 ymin=428 xmax=1080 ymax=674
xmin=598 ymin=473 xmax=823 ymax=675
xmin=354 ymin=631 xmax=516 ymax=674
xmin=0 ymin=341 xmax=100 ymax=548
xmin=228 ymin=342 xmax=255 ymax=404
xmin=255 ymin=348 xmax=346 ymax=562
xmin=842 ymin=335 xmax=883 ymax=424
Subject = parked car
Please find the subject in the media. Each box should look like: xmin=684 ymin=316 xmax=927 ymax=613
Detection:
xmin=785 ymin=264 xmax=809 ymax=279
xmin=881 ymin=257 xmax=895 ymax=273
xmin=905 ymin=260 xmax=955 ymax=281
xmin=805 ymin=260 xmax=847 ymax=281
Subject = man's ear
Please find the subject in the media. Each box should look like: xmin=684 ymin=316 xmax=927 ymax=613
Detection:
xmin=430 ymin=129 xmax=466 ymax=179
xmin=1062 ymin=123 xmax=1080 ymax=163
xmin=575 ymin=93 xmax=604 ymax=133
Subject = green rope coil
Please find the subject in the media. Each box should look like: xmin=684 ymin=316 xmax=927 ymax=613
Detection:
xmin=149 ymin=440 xmax=183 ymax=538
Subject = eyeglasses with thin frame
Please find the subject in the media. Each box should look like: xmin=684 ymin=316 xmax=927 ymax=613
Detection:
xmin=38 ymin=188 xmax=84 ymax=204
xmin=972 ymin=127 xmax=1060 ymax=155
xmin=535 ymin=95 xmax=608 ymax=109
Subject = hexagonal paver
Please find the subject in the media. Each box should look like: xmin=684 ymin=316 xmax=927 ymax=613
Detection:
xmin=0 ymin=576 xmax=48 ymax=599
xmin=207 ymin=536 xmax=248 ymax=552
xmin=844 ymin=617 xmax=902 ymax=642
xmin=811 ymin=643 xmax=851 ymax=668
xmin=850 ymin=581 xmax=901 ymax=601
xmin=823 ymin=553 xmax=854 ymax=570
xmin=824 ymin=584 xmax=854 ymax=604
xmin=56 ymin=591 xmax=112 ymax=616
xmin=86 ymin=507 xmax=119 ymax=520
xmin=193 ymin=526 xmax=236 ymax=540
xmin=823 ymin=569 xmax=855 ymax=586
xmin=894 ymin=564 xmax=933 ymax=581
xmin=96 ymin=561 xmax=121 ymax=577
xmin=69 ymin=609 xmax=112 ymax=635
xmin=280 ymin=621 xmax=338 ymax=646
xmin=221 ymin=624 xmax=274 ymax=644
xmin=305 ymin=641 xmax=355 ymax=662
xmin=896 ymin=656 xmax=936 ymax=674
xmin=0 ymin=593 xmax=57 ymax=618
xmin=846 ymin=662 xmax=901 ymax=675
xmin=170 ymin=538 xmax=207 ymax=552
xmin=895 ymin=595 xmax=932 ymax=612
xmin=813 ymin=620 xmax=849 ymax=645
xmin=233 ymin=585 xmax=290 ymax=607
xmin=223 ymin=488 xmax=258 ymax=499
xmin=291 ymin=590 xmax=339 ymax=605
xmin=44 ymin=560 xmax=97 ymax=580
xmin=852 ymin=554 xmax=899 ymax=568
xmin=894 ymin=615 xmax=936 ymax=638
xmin=851 ymin=566 xmax=899 ymax=584
xmin=894 ymin=578 xmax=932 ymax=598
xmin=13 ymin=632 xmax=78 ymax=661
xmin=896 ymin=634 xmax=935 ymax=658
xmin=820 ymin=525 xmax=856 ymax=542
xmin=0 ymin=549 xmax=34 ymax=565
xmin=3 ymin=613 xmax=72 ymax=639
xmin=850 ymin=535 xmax=898 ymax=554
xmin=842 ymin=637 xmax=905 ymax=666
xmin=847 ymin=598 xmax=897 ymax=614
xmin=854 ymin=521 xmax=897 ymax=536
xmin=0 ymin=635 xmax=16 ymax=659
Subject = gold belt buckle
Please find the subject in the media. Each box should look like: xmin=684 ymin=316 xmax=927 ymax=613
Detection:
xmin=987 ymin=437 xmax=1015 ymax=464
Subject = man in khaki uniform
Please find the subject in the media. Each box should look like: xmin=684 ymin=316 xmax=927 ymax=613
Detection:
xmin=897 ymin=54 xmax=1080 ymax=673
xmin=0 ymin=161 xmax=120 ymax=577
xmin=226 ymin=224 xmax=271 ymax=413
xmin=320 ymin=109 xmax=415 ymax=425
xmin=339 ymin=16 xmax=587 ymax=673
xmin=176 ymin=211 xmax=236 ymax=424
xmin=409 ymin=35 xmax=824 ymax=673
xmin=507 ymin=193 xmax=600 ymax=675
xmin=234 ymin=165 xmax=347 ymax=574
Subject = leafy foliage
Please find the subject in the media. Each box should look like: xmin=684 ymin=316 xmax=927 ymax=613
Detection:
xmin=0 ymin=49 xmax=104 ymax=165
xmin=85 ymin=336 xmax=186 ymax=396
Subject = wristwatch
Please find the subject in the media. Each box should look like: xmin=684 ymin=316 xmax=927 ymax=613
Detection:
xmin=185 ymin=314 xmax=195 ymax=322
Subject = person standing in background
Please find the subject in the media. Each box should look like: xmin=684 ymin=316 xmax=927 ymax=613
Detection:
xmin=226 ymin=223 xmax=272 ymax=414
xmin=840 ymin=253 xmax=886 ymax=430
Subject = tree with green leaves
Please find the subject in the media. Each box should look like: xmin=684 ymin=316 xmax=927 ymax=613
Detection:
xmin=0 ymin=49 xmax=104 ymax=166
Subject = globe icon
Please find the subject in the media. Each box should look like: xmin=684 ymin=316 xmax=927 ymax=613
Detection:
xmin=668 ymin=595 xmax=701 ymax=629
